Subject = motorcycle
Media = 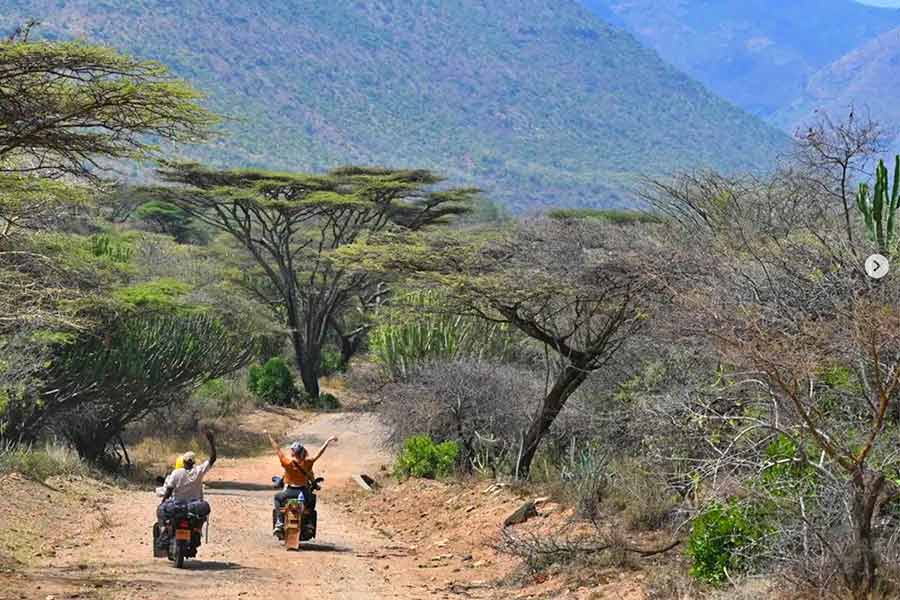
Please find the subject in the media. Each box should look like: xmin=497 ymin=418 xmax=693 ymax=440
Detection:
xmin=271 ymin=475 xmax=323 ymax=550
xmin=152 ymin=502 xmax=209 ymax=568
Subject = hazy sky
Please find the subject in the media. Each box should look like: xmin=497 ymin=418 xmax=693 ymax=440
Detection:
xmin=857 ymin=0 xmax=900 ymax=6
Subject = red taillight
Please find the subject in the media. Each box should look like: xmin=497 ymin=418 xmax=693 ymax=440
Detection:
xmin=178 ymin=520 xmax=190 ymax=528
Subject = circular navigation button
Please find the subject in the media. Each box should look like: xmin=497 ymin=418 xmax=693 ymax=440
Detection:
xmin=866 ymin=254 xmax=890 ymax=280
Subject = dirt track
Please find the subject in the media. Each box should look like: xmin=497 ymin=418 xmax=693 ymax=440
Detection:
xmin=10 ymin=413 xmax=462 ymax=600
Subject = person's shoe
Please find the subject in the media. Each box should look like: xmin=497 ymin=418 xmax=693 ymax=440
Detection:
xmin=273 ymin=524 xmax=284 ymax=539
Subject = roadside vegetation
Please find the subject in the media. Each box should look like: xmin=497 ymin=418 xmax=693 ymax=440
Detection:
xmin=4 ymin=20 xmax=900 ymax=600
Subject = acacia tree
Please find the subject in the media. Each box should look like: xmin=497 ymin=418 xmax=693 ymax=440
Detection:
xmin=341 ymin=217 xmax=668 ymax=476
xmin=0 ymin=24 xmax=214 ymax=178
xmin=0 ymin=26 xmax=215 ymax=333
xmin=144 ymin=163 xmax=476 ymax=397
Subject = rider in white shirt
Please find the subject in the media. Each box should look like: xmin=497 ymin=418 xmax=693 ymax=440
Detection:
xmin=156 ymin=430 xmax=217 ymax=548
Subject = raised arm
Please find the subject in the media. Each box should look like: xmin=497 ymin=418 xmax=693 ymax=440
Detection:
xmin=266 ymin=431 xmax=290 ymax=468
xmin=312 ymin=436 xmax=338 ymax=462
xmin=205 ymin=430 xmax=217 ymax=467
xmin=266 ymin=431 xmax=281 ymax=455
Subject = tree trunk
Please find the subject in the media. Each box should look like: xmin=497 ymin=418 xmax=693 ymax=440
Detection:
xmin=845 ymin=468 xmax=885 ymax=600
xmin=515 ymin=363 xmax=589 ymax=478
xmin=287 ymin=303 xmax=321 ymax=399
xmin=298 ymin=351 xmax=321 ymax=399
xmin=289 ymin=332 xmax=321 ymax=399
xmin=328 ymin=317 xmax=365 ymax=369
xmin=338 ymin=332 xmax=360 ymax=367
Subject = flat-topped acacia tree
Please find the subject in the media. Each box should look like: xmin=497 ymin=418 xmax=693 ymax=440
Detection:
xmin=144 ymin=163 xmax=477 ymax=397
xmin=0 ymin=23 xmax=215 ymax=178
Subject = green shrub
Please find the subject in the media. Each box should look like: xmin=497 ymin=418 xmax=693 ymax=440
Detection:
xmin=311 ymin=392 xmax=341 ymax=411
xmin=370 ymin=290 xmax=518 ymax=379
xmin=759 ymin=435 xmax=815 ymax=495
xmin=395 ymin=435 xmax=460 ymax=479
xmin=248 ymin=357 xmax=297 ymax=406
xmin=112 ymin=278 xmax=193 ymax=311
xmin=687 ymin=501 xmax=765 ymax=585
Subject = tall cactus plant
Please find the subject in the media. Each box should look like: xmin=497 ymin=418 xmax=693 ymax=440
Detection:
xmin=856 ymin=156 xmax=900 ymax=256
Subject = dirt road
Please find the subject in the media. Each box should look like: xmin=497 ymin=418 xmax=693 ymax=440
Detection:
xmin=12 ymin=413 xmax=461 ymax=600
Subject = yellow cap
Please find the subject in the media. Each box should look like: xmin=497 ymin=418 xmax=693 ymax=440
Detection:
xmin=175 ymin=456 xmax=184 ymax=469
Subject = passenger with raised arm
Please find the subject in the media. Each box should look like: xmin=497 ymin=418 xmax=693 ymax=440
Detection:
xmin=266 ymin=431 xmax=336 ymax=537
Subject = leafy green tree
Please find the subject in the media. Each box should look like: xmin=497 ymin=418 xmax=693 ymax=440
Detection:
xmin=143 ymin=163 xmax=476 ymax=397
xmin=135 ymin=200 xmax=204 ymax=243
xmin=0 ymin=24 xmax=215 ymax=179
xmin=0 ymin=26 xmax=216 ymax=370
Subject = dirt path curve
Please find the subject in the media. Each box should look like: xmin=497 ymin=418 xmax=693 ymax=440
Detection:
xmin=28 ymin=413 xmax=458 ymax=600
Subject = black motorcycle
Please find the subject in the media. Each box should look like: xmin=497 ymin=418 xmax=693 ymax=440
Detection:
xmin=153 ymin=501 xmax=209 ymax=568
xmin=271 ymin=476 xmax=323 ymax=549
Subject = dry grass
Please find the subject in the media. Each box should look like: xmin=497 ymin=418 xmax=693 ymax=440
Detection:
xmin=603 ymin=457 xmax=678 ymax=531
xmin=0 ymin=441 xmax=90 ymax=482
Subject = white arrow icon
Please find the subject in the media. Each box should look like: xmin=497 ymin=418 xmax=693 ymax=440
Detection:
xmin=865 ymin=254 xmax=890 ymax=280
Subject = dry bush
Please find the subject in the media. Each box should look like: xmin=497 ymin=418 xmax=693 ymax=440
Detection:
xmin=644 ymin=567 xmax=702 ymax=600
xmin=646 ymin=568 xmax=784 ymax=600
xmin=605 ymin=456 xmax=679 ymax=531
xmin=377 ymin=357 xmax=544 ymax=474
xmin=499 ymin=521 xmax=680 ymax=577
xmin=499 ymin=523 xmax=630 ymax=574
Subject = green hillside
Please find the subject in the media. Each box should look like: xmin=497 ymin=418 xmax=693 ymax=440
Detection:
xmin=2 ymin=0 xmax=788 ymax=210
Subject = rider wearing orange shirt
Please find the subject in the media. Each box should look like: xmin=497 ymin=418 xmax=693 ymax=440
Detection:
xmin=267 ymin=432 xmax=336 ymax=536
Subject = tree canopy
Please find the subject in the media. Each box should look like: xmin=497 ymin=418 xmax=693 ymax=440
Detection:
xmin=140 ymin=162 xmax=478 ymax=396
xmin=0 ymin=29 xmax=215 ymax=179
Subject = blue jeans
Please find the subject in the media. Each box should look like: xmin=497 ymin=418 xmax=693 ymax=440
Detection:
xmin=274 ymin=486 xmax=312 ymax=526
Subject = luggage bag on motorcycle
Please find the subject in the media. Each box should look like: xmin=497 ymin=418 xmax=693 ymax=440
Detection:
xmin=152 ymin=523 xmax=167 ymax=558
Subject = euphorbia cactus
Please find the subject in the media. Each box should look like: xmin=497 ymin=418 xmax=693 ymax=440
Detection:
xmin=856 ymin=155 xmax=900 ymax=256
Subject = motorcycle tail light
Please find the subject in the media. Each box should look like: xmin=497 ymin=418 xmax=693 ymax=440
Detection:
xmin=178 ymin=520 xmax=190 ymax=528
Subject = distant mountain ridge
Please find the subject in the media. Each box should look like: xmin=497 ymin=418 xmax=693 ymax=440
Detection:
xmin=775 ymin=27 xmax=900 ymax=136
xmin=582 ymin=0 xmax=900 ymax=121
xmin=0 ymin=0 xmax=788 ymax=210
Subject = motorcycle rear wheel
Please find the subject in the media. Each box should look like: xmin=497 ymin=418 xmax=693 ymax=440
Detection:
xmin=174 ymin=540 xmax=186 ymax=568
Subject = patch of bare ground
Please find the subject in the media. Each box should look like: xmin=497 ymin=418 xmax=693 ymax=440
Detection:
xmin=0 ymin=472 xmax=122 ymax=599
xmin=340 ymin=477 xmax=670 ymax=599
xmin=1 ymin=410 xmax=478 ymax=600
